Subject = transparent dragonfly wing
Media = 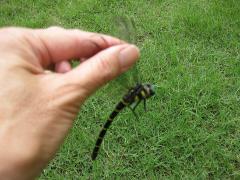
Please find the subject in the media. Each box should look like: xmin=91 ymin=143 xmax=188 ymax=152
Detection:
xmin=96 ymin=16 xmax=143 ymax=106
xmin=111 ymin=16 xmax=142 ymax=91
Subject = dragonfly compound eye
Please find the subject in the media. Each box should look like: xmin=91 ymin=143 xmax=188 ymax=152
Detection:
xmin=147 ymin=84 xmax=155 ymax=97
xmin=149 ymin=88 xmax=155 ymax=96
xmin=143 ymin=84 xmax=155 ymax=98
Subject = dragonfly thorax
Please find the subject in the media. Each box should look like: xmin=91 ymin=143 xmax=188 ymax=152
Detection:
xmin=142 ymin=83 xmax=155 ymax=98
xmin=123 ymin=83 xmax=155 ymax=104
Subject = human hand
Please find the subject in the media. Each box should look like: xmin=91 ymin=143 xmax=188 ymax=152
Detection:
xmin=0 ymin=27 xmax=139 ymax=179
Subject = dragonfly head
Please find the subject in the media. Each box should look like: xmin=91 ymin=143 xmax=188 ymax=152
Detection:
xmin=143 ymin=83 xmax=155 ymax=98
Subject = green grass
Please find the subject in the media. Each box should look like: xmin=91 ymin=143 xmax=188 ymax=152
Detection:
xmin=1 ymin=0 xmax=240 ymax=179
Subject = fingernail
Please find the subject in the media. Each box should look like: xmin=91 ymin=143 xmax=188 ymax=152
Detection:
xmin=119 ymin=45 xmax=140 ymax=69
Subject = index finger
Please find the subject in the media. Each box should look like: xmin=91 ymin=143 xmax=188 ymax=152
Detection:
xmin=32 ymin=27 xmax=125 ymax=67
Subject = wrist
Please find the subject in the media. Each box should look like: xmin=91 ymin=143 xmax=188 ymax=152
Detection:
xmin=0 ymin=125 xmax=45 ymax=179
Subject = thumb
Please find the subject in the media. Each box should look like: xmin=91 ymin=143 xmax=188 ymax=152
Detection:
xmin=64 ymin=44 xmax=139 ymax=96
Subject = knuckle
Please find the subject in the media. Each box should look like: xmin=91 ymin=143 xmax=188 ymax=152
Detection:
xmin=0 ymin=27 xmax=31 ymax=34
xmin=47 ymin=26 xmax=65 ymax=31
xmin=0 ymin=27 xmax=31 ymax=49
xmin=71 ymin=29 xmax=82 ymax=34
xmin=0 ymin=27 xmax=17 ymax=33
xmin=0 ymin=27 xmax=24 ymax=37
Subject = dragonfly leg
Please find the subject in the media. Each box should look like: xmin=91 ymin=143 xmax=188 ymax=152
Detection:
xmin=129 ymin=106 xmax=139 ymax=119
xmin=132 ymin=99 xmax=142 ymax=111
xmin=143 ymin=99 xmax=147 ymax=112
xmin=129 ymin=99 xmax=142 ymax=119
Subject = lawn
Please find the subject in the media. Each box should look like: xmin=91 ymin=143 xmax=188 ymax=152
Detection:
xmin=0 ymin=0 xmax=239 ymax=179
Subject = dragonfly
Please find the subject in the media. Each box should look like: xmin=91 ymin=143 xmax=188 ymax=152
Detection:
xmin=91 ymin=16 xmax=155 ymax=161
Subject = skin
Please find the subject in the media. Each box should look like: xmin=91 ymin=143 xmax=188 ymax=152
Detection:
xmin=0 ymin=26 xmax=139 ymax=179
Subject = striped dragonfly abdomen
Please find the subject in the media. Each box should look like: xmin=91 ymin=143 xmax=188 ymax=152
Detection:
xmin=91 ymin=83 xmax=155 ymax=160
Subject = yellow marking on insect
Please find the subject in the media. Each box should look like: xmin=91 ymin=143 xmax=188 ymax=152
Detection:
xmin=115 ymin=108 xmax=120 ymax=112
xmin=141 ymin=90 xmax=146 ymax=97
xmin=135 ymin=96 xmax=140 ymax=102
xmin=121 ymin=100 xmax=128 ymax=106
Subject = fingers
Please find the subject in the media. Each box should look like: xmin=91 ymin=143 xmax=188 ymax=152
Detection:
xmin=55 ymin=61 xmax=72 ymax=73
xmin=33 ymin=27 xmax=125 ymax=67
xmin=63 ymin=44 xmax=140 ymax=96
